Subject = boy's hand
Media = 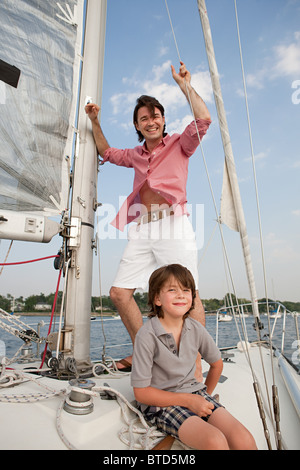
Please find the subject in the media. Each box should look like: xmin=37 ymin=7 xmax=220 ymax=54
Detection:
xmin=187 ymin=394 xmax=214 ymax=418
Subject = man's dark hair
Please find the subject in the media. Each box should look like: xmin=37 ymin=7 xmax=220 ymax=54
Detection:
xmin=133 ymin=95 xmax=167 ymax=142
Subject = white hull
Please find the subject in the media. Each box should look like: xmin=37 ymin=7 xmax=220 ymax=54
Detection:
xmin=1 ymin=343 xmax=299 ymax=450
xmin=218 ymin=315 xmax=233 ymax=322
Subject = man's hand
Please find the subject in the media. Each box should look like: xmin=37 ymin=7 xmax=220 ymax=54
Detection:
xmin=171 ymin=61 xmax=211 ymax=121
xmin=85 ymin=102 xmax=100 ymax=122
xmin=84 ymin=102 xmax=109 ymax=156
xmin=171 ymin=61 xmax=191 ymax=89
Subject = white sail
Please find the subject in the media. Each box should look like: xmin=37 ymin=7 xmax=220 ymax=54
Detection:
xmin=0 ymin=0 xmax=84 ymax=217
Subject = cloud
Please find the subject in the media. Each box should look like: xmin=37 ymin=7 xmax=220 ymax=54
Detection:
xmin=158 ymin=45 xmax=169 ymax=57
xmin=246 ymin=69 xmax=268 ymax=90
xmin=246 ymin=31 xmax=300 ymax=89
xmin=244 ymin=150 xmax=269 ymax=166
xmin=191 ymin=70 xmax=214 ymax=103
xmin=109 ymin=61 xmax=214 ymax=121
xmin=110 ymin=91 xmax=137 ymax=116
xmin=273 ymin=32 xmax=300 ymax=77
xmin=167 ymin=114 xmax=194 ymax=135
xmin=265 ymin=232 xmax=300 ymax=262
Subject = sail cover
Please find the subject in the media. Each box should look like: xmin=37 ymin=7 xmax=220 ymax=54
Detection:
xmin=0 ymin=0 xmax=84 ymax=215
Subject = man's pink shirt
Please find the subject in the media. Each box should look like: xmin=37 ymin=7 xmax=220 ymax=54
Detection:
xmin=102 ymin=118 xmax=211 ymax=231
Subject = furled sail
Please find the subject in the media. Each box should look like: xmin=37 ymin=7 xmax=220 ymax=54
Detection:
xmin=0 ymin=0 xmax=84 ymax=216
xmin=197 ymin=0 xmax=260 ymax=319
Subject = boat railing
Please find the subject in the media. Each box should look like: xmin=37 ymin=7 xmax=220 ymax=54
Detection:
xmin=215 ymin=301 xmax=299 ymax=360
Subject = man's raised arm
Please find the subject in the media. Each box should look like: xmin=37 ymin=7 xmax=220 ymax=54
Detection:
xmin=85 ymin=103 xmax=110 ymax=157
xmin=171 ymin=61 xmax=211 ymax=122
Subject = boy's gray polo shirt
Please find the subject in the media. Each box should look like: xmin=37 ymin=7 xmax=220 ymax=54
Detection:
xmin=131 ymin=316 xmax=221 ymax=396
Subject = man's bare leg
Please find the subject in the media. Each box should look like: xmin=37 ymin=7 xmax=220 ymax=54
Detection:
xmin=109 ymin=286 xmax=143 ymax=369
xmin=190 ymin=291 xmax=205 ymax=326
xmin=190 ymin=291 xmax=205 ymax=381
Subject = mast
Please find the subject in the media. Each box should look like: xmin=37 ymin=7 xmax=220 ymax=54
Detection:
xmin=62 ymin=0 xmax=107 ymax=373
xmin=197 ymin=0 xmax=260 ymax=319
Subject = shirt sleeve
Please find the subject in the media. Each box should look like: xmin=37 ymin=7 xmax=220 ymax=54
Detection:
xmin=102 ymin=147 xmax=134 ymax=168
xmin=198 ymin=325 xmax=221 ymax=365
xmin=179 ymin=118 xmax=211 ymax=157
xmin=131 ymin=327 xmax=155 ymax=388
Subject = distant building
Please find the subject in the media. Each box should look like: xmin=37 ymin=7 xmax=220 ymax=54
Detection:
xmin=34 ymin=303 xmax=51 ymax=311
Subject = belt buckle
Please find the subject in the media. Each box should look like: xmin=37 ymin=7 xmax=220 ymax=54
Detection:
xmin=151 ymin=211 xmax=159 ymax=222
xmin=139 ymin=213 xmax=150 ymax=225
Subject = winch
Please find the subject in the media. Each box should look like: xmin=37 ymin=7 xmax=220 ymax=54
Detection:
xmin=63 ymin=378 xmax=95 ymax=415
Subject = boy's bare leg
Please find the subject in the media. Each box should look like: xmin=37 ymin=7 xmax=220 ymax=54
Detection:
xmin=207 ymin=408 xmax=257 ymax=450
xmin=178 ymin=415 xmax=229 ymax=450
xmin=190 ymin=291 xmax=206 ymax=326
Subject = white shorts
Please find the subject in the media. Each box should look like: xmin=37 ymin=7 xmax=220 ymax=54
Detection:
xmin=112 ymin=215 xmax=199 ymax=290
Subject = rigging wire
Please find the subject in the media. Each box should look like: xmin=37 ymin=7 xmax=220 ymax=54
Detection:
xmin=40 ymin=268 xmax=63 ymax=368
xmin=233 ymin=0 xmax=282 ymax=449
xmin=164 ymin=0 xmax=255 ymax=369
xmin=164 ymin=0 xmax=278 ymax=449
xmin=0 ymin=240 xmax=13 ymax=275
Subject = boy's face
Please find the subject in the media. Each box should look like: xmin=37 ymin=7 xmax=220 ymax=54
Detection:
xmin=154 ymin=276 xmax=193 ymax=319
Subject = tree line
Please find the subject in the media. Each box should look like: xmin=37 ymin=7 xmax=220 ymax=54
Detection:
xmin=0 ymin=292 xmax=299 ymax=314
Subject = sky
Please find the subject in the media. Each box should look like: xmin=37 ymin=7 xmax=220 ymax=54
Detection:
xmin=0 ymin=0 xmax=299 ymax=303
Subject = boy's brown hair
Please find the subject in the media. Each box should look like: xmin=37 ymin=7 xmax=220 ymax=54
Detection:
xmin=148 ymin=264 xmax=196 ymax=319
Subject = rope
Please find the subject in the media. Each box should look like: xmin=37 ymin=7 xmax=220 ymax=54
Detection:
xmin=0 ymin=255 xmax=59 ymax=266
xmin=164 ymin=0 xmax=279 ymax=449
xmin=164 ymin=0 xmax=255 ymax=367
xmin=233 ymin=0 xmax=281 ymax=449
xmin=0 ymin=308 xmax=42 ymax=343
xmin=0 ymin=353 xmax=167 ymax=450
xmin=55 ymin=258 xmax=71 ymax=360
xmin=40 ymin=268 xmax=63 ymax=368
xmin=0 ymin=240 xmax=13 ymax=275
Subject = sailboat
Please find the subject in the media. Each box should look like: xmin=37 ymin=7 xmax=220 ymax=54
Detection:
xmin=0 ymin=0 xmax=299 ymax=451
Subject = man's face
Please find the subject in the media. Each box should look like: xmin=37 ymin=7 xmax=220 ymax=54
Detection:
xmin=135 ymin=106 xmax=165 ymax=144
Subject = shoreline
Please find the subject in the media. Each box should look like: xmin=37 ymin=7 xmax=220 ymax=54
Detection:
xmin=12 ymin=311 xmax=218 ymax=317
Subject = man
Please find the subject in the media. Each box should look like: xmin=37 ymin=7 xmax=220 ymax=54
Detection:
xmin=85 ymin=62 xmax=211 ymax=370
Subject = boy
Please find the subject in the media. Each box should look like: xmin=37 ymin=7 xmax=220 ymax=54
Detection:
xmin=131 ymin=264 xmax=257 ymax=450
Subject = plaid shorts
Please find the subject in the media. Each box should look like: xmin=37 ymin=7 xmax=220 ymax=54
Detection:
xmin=142 ymin=389 xmax=223 ymax=439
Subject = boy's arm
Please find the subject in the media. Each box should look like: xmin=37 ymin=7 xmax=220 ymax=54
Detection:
xmin=134 ymin=386 xmax=214 ymax=418
xmin=204 ymin=358 xmax=223 ymax=395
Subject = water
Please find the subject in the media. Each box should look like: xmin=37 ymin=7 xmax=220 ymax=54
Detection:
xmin=0 ymin=314 xmax=299 ymax=372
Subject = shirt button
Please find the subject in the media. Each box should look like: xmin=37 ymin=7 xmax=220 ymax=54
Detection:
xmin=172 ymin=350 xmax=176 ymax=354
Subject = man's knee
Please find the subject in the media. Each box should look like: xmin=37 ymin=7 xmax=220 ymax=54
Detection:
xmin=109 ymin=286 xmax=134 ymax=306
